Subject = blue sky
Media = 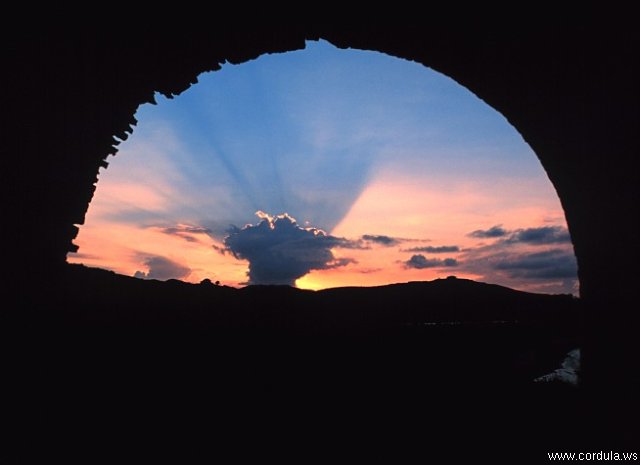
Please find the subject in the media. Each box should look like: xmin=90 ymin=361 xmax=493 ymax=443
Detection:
xmin=69 ymin=40 xmax=578 ymax=294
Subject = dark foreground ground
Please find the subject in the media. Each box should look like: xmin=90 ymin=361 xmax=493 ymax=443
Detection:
xmin=2 ymin=265 xmax=632 ymax=463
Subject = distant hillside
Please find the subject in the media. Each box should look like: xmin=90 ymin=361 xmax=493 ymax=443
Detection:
xmin=2 ymin=263 xmax=586 ymax=463
xmin=36 ymin=264 xmax=579 ymax=333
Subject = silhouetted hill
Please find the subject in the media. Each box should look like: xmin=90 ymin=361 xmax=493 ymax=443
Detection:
xmin=37 ymin=264 xmax=577 ymax=332
xmin=2 ymin=264 xmax=586 ymax=462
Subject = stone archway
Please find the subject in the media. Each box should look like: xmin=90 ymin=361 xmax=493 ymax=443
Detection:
xmin=7 ymin=22 xmax=639 ymax=416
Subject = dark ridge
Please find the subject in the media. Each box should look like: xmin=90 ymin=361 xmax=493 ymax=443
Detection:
xmin=2 ymin=264 xmax=587 ymax=461
xmin=22 ymin=264 xmax=578 ymax=332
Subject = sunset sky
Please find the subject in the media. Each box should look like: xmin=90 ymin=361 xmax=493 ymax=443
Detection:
xmin=67 ymin=40 xmax=578 ymax=294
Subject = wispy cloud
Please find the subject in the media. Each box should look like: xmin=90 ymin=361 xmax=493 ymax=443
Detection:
xmin=456 ymin=233 xmax=578 ymax=294
xmin=404 ymin=245 xmax=460 ymax=253
xmin=469 ymin=225 xmax=509 ymax=238
xmin=157 ymin=224 xmax=213 ymax=243
xmin=492 ymin=249 xmax=577 ymax=279
xmin=506 ymin=226 xmax=571 ymax=245
xmin=361 ymin=234 xmax=403 ymax=246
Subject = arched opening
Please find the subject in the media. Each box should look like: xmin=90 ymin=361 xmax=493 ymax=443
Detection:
xmin=6 ymin=24 xmax=638 ymax=460
xmin=67 ymin=40 xmax=578 ymax=295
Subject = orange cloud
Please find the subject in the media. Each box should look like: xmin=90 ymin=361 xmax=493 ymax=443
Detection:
xmin=68 ymin=218 xmax=248 ymax=287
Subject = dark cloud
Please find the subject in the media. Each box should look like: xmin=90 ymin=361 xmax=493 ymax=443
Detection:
xmin=456 ymin=234 xmax=580 ymax=294
xmin=404 ymin=254 xmax=459 ymax=269
xmin=468 ymin=224 xmax=571 ymax=245
xmin=134 ymin=256 xmax=191 ymax=281
xmin=468 ymin=225 xmax=509 ymax=238
xmin=361 ymin=234 xmax=402 ymax=246
xmin=159 ymin=224 xmax=212 ymax=243
xmin=493 ymin=249 xmax=577 ymax=279
xmin=404 ymin=245 xmax=460 ymax=253
xmin=507 ymin=226 xmax=571 ymax=245
xmin=223 ymin=212 xmax=358 ymax=286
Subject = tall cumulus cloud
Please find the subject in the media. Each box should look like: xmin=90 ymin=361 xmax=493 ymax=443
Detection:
xmin=223 ymin=211 xmax=358 ymax=286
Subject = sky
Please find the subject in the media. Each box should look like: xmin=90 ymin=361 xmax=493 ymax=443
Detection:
xmin=67 ymin=40 xmax=578 ymax=295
